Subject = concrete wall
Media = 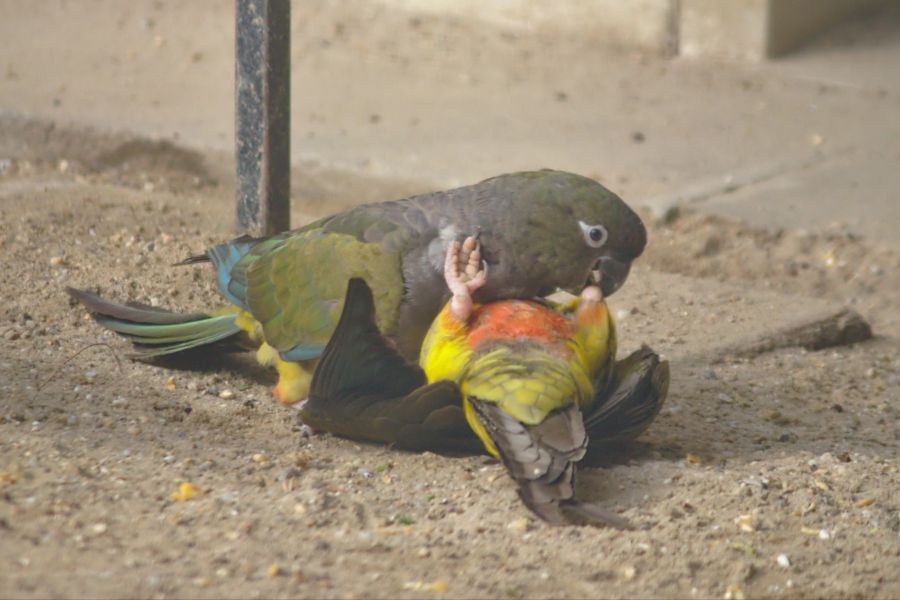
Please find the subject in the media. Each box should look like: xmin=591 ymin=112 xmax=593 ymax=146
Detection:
xmin=767 ymin=0 xmax=888 ymax=56
xmin=680 ymin=0 xmax=769 ymax=61
xmin=681 ymin=0 xmax=890 ymax=60
xmin=377 ymin=0 xmax=892 ymax=61
xmin=378 ymin=0 xmax=679 ymax=54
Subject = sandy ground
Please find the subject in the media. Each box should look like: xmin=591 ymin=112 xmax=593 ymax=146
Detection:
xmin=1 ymin=2 xmax=899 ymax=599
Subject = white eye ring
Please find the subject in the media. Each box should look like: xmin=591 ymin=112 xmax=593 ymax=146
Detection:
xmin=578 ymin=221 xmax=608 ymax=248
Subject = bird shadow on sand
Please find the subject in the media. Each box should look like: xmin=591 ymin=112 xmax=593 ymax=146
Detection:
xmin=144 ymin=348 xmax=276 ymax=388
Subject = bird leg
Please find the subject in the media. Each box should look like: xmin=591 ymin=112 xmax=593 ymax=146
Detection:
xmin=444 ymin=235 xmax=488 ymax=321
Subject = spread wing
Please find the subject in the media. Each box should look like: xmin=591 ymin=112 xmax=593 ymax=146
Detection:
xmin=304 ymin=279 xmax=478 ymax=451
xmin=585 ymin=345 xmax=669 ymax=446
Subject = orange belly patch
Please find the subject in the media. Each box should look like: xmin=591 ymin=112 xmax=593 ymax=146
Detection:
xmin=466 ymin=300 xmax=570 ymax=351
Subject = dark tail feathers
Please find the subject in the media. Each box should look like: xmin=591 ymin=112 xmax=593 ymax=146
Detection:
xmin=66 ymin=287 xmax=243 ymax=359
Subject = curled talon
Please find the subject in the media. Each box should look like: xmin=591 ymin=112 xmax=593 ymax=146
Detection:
xmin=445 ymin=235 xmax=488 ymax=321
xmin=464 ymin=243 xmax=481 ymax=279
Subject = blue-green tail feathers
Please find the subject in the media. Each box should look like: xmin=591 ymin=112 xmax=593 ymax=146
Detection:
xmin=176 ymin=234 xmax=260 ymax=310
xmin=175 ymin=233 xmax=297 ymax=317
xmin=65 ymin=287 xmax=243 ymax=359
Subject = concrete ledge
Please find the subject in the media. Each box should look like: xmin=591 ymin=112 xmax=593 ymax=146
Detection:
xmin=681 ymin=0 xmax=889 ymax=60
xmin=767 ymin=0 xmax=887 ymax=56
xmin=680 ymin=0 xmax=768 ymax=61
xmin=375 ymin=0 xmax=679 ymax=54
xmin=379 ymin=0 xmax=891 ymax=61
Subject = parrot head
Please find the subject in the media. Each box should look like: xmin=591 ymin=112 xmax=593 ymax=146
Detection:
xmin=474 ymin=170 xmax=646 ymax=299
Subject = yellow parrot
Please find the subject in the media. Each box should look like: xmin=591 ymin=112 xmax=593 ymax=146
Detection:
xmin=303 ymin=237 xmax=668 ymax=526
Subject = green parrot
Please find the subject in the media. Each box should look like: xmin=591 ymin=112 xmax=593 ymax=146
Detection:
xmin=67 ymin=169 xmax=647 ymax=405
xmin=301 ymin=238 xmax=668 ymax=526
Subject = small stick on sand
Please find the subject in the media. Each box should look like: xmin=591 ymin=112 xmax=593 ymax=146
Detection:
xmin=722 ymin=308 xmax=873 ymax=359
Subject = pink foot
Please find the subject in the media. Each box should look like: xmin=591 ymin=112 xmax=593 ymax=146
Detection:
xmin=444 ymin=235 xmax=488 ymax=321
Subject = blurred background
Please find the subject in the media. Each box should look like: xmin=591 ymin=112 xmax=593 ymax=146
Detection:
xmin=2 ymin=0 xmax=898 ymax=235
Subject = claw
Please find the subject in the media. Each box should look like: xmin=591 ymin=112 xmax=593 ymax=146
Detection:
xmin=445 ymin=234 xmax=488 ymax=321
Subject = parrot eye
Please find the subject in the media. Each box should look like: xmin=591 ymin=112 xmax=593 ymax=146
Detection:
xmin=578 ymin=221 xmax=608 ymax=248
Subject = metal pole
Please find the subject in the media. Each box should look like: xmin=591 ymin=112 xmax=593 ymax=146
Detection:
xmin=235 ymin=0 xmax=291 ymax=236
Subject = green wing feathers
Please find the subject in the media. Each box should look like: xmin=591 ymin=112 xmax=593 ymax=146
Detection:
xmin=243 ymin=230 xmax=405 ymax=352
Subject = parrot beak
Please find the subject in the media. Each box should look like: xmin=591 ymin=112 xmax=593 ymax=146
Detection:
xmin=593 ymin=255 xmax=632 ymax=297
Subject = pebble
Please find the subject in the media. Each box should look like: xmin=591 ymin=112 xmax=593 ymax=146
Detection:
xmin=800 ymin=526 xmax=819 ymax=536
xmin=734 ymin=514 xmax=755 ymax=533
xmin=776 ymin=554 xmax=791 ymax=568
xmin=507 ymin=517 xmax=529 ymax=532
xmin=49 ymin=256 xmax=66 ymax=267
xmin=621 ymin=565 xmax=637 ymax=580
xmin=723 ymin=584 xmax=745 ymax=600
xmin=171 ymin=482 xmax=201 ymax=502
xmin=219 ymin=389 xmax=235 ymax=400
xmin=91 ymin=523 xmax=108 ymax=535
xmin=217 ymin=492 xmax=239 ymax=504
xmin=403 ymin=580 xmax=449 ymax=593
